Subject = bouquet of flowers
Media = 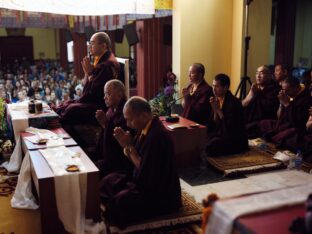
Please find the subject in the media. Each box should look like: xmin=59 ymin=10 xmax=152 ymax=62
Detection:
xmin=0 ymin=97 xmax=12 ymax=162
xmin=150 ymin=72 xmax=177 ymax=116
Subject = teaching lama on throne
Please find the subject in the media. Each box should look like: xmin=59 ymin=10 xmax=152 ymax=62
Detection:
xmin=54 ymin=32 xmax=120 ymax=125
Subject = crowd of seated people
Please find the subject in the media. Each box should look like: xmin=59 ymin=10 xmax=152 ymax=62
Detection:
xmin=0 ymin=58 xmax=84 ymax=106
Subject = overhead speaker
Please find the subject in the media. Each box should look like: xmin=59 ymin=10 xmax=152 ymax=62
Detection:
xmin=65 ymin=29 xmax=73 ymax=42
xmin=5 ymin=28 xmax=26 ymax=36
xmin=115 ymin=29 xmax=124 ymax=43
xmin=123 ymin=23 xmax=139 ymax=45
xmin=85 ymin=26 xmax=96 ymax=41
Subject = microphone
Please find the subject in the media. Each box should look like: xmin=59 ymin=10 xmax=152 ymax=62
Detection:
xmin=168 ymin=91 xmax=190 ymax=107
xmin=88 ymin=52 xmax=94 ymax=65
xmin=165 ymin=93 xmax=189 ymax=122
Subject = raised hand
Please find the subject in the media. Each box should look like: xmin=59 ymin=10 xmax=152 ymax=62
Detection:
xmin=249 ymin=83 xmax=259 ymax=97
xmin=182 ymin=88 xmax=189 ymax=97
xmin=210 ymin=96 xmax=220 ymax=112
xmin=81 ymin=56 xmax=93 ymax=77
xmin=113 ymin=127 xmax=133 ymax=148
xmin=95 ymin=109 xmax=107 ymax=128
xmin=278 ymin=90 xmax=290 ymax=107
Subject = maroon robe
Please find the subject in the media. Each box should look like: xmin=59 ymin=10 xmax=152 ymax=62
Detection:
xmin=55 ymin=50 xmax=119 ymax=125
xmin=244 ymin=79 xmax=281 ymax=138
xmin=181 ymin=80 xmax=213 ymax=125
xmin=95 ymin=98 xmax=134 ymax=178
xmin=100 ymin=117 xmax=181 ymax=227
xmin=302 ymin=134 xmax=312 ymax=163
xmin=259 ymin=88 xmax=312 ymax=145
xmin=206 ymin=91 xmax=249 ymax=157
xmin=280 ymin=128 xmax=312 ymax=160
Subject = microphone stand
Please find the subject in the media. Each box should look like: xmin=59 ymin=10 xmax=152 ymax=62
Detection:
xmin=235 ymin=0 xmax=253 ymax=100
xmin=165 ymin=94 xmax=189 ymax=122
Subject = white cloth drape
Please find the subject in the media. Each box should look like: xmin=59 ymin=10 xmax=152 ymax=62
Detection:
xmin=0 ymin=0 xmax=155 ymax=16
xmin=1 ymin=105 xmax=29 ymax=173
xmin=11 ymin=152 xmax=39 ymax=209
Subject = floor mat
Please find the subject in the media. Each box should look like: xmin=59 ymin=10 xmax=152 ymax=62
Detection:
xmin=179 ymin=164 xmax=245 ymax=186
xmin=207 ymin=146 xmax=284 ymax=176
xmin=108 ymin=191 xmax=202 ymax=234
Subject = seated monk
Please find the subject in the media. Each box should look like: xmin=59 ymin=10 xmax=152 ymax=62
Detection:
xmin=181 ymin=63 xmax=213 ymax=125
xmin=274 ymin=64 xmax=289 ymax=86
xmin=280 ymin=107 xmax=312 ymax=162
xmin=259 ymin=76 xmax=312 ymax=146
xmin=206 ymin=74 xmax=248 ymax=157
xmin=94 ymin=80 xmax=133 ymax=178
xmin=100 ymin=96 xmax=181 ymax=227
xmin=242 ymin=65 xmax=280 ymax=138
xmin=302 ymin=109 xmax=312 ymax=163
xmin=54 ymin=32 xmax=119 ymax=125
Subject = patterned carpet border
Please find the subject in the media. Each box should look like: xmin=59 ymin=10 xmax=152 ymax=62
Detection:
xmin=0 ymin=167 xmax=17 ymax=197
xmin=109 ymin=191 xmax=202 ymax=234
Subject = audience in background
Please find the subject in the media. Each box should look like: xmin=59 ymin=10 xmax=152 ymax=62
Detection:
xmin=0 ymin=58 xmax=84 ymax=107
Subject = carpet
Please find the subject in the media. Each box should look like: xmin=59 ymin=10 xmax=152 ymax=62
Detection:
xmin=0 ymin=167 xmax=17 ymax=197
xmin=108 ymin=191 xmax=202 ymax=234
xmin=0 ymin=167 xmax=41 ymax=234
xmin=207 ymin=146 xmax=284 ymax=176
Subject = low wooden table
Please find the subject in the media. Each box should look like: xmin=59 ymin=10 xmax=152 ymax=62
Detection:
xmin=29 ymin=146 xmax=101 ymax=234
xmin=160 ymin=116 xmax=206 ymax=169
xmin=235 ymin=204 xmax=304 ymax=234
xmin=21 ymin=128 xmax=77 ymax=152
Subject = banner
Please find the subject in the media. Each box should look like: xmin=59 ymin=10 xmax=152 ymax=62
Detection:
xmin=155 ymin=0 xmax=172 ymax=10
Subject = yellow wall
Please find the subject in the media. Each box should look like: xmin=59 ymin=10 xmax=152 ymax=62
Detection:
xmin=294 ymin=0 xmax=312 ymax=67
xmin=115 ymin=35 xmax=130 ymax=58
xmin=231 ymin=0 xmax=244 ymax=93
xmin=173 ymin=0 xmax=272 ymax=94
xmin=173 ymin=0 xmax=235 ymax=93
xmin=0 ymin=28 xmax=59 ymax=60
xmin=25 ymin=28 xmax=59 ymax=60
xmin=0 ymin=28 xmax=6 ymax=35
xmin=247 ymin=0 xmax=272 ymax=82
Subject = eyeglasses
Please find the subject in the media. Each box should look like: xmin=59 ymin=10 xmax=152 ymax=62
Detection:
xmin=256 ymin=71 xmax=269 ymax=75
xmin=89 ymin=41 xmax=100 ymax=46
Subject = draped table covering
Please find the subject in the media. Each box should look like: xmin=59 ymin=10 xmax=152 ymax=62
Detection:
xmin=2 ymin=102 xmax=59 ymax=172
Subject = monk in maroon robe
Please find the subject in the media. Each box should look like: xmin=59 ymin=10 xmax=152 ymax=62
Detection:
xmin=242 ymin=65 xmax=281 ymax=138
xmin=181 ymin=63 xmax=213 ymax=125
xmin=206 ymin=74 xmax=249 ymax=157
xmin=100 ymin=97 xmax=181 ymax=227
xmin=279 ymin=107 xmax=312 ymax=162
xmin=274 ymin=64 xmax=289 ymax=86
xmin=55 ymin=32 xmax=119 ymax=125
xmin=259 ymin=77 xmax=312 ymax=146
xmin=94 ymin=80 xmax=133 ymax=178
xmin=302 ymin=112 xmax=312 ymax=163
